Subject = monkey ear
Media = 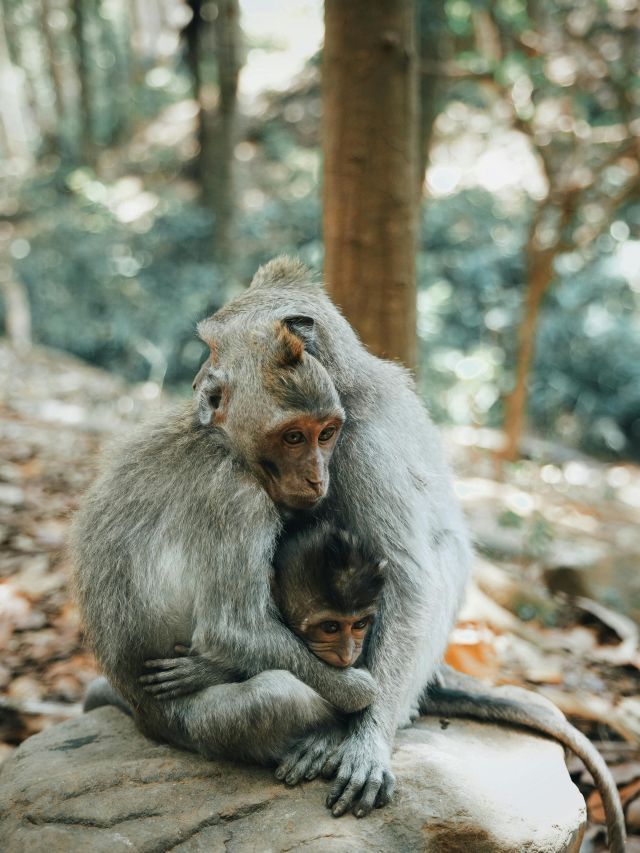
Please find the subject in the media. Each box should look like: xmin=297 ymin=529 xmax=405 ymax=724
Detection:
xmin=192 ymin=341 xmax=219 ymax=391
xmin=192 ymin=358 xmax=211 ymax=392
xmin=197 ymin=373 xmax=225 ymax=426
xmin=274 ymin=322 xmax=305 ymax=367
xmin=283 ymin=315 xmax=317 ymax=355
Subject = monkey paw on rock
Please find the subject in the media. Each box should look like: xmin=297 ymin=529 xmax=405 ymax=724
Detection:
xmin=275 ymin=724 xmax=346 ymax=787
xmin=275 ymin=725 xmax=395 ymax=819
xmin=323 ymin=727 xmax=395 ymax=818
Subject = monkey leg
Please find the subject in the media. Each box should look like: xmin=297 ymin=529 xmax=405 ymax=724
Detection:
xmin=84 ymin=676 xmax=132 ymax=715
xmin=175 ymin=670 xmax=338 ymax=765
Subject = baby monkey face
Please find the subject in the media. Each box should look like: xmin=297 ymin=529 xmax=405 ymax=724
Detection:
xmin=297 ymin=611 xmax=375 ymax=668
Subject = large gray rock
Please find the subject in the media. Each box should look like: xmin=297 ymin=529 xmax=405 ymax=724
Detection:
xmin=0 ymin=707 xmax=586 ymax=852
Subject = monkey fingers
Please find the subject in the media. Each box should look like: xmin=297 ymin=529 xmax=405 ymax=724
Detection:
xmin=329 ymin=768 xmax=393 ymax=818
xmin=362 ymin=769 xmax=395 ymax=814
xmin=324 ymin=732 xmax=395 ymax=818
xmin=326 ymin=761 xmax=365 ymax=817
xmin=275 ymin=727 xmax=345 ymax=786
xmin=139 ymin=657 xmax=202 ymax=699
xmin=275 ymin=738 xmax=320 ymax=785
xmin=142 ymin=680 xmax=196 ymax=699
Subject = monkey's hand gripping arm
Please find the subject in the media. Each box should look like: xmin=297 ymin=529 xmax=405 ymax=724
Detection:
xmin=273 ymin=642 xmax=400 ymax=817
xmin=140 ymin=633 xmax=378 ymax=714
xmin=139 ymin=645 xmax=225 ymax=700
xmin=192 ymin=613 xmax=379 ymax=715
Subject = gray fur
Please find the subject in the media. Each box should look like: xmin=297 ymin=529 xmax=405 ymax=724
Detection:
xmin=138 ymin=523 xmax=385 ymax=698
xmin=73 ymin=256 xmax=472 ymax=812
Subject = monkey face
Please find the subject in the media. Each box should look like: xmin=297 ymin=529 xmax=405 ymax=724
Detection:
xmin=193 ymin=315 xmax=345 ymax=510
xmin=296 ymin=611 xmax=375 ymax=668
xmin=255 ymin=414 xmax=343 ymax=509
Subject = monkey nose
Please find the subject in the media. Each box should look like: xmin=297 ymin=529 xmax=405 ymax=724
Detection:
xmin=306 ymin=479 xmax=324 ymax=494
xmin=337 ymin=643 xmax=355 ymax=665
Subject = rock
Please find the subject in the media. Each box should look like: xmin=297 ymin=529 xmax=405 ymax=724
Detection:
xmin=0 ymin=708 xmax=586 ymax=852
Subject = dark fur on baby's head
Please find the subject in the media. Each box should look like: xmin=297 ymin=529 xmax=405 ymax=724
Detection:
xmin=273 ymin=522 xmax=386 ymax=623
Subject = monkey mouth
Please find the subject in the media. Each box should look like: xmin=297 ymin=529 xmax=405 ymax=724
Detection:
xmin=296 ymin=493 xmax=324 ymax=507
xmin=283 ymin=490 xmax=326 ymax=509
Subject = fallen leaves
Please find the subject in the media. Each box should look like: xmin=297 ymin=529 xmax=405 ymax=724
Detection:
xmin=0 ymin=341 xmax=159 ymax=745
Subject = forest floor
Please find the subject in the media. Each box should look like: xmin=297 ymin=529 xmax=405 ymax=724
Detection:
xmin=0 ymin=340 xmax=639 ymax=851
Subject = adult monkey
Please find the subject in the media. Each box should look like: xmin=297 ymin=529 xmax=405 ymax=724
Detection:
xmin=74 ymin=256 xmax=470 ymax=815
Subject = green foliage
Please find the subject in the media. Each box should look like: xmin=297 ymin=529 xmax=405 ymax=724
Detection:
xmin=10 ymin=171 xmax=221 ymax=386
xmin=2 ymin=0 xmax=638 ymax=463
xmin=417 ymin=189 xmax=640 ymax=459
xmin=532 ymin=265 xmax=640 ymax=457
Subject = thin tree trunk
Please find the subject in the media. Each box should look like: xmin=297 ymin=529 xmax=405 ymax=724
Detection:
xmin=323 ymin=0 xmax=419 ymax=369
xmin=99 ymin=0 xmax=129 ymax=144
xmin=41 ymin=0 xmax=65 ymax=147
xmin=0 ymin=0 xmax=34 ymax=160
xmin=71 ymin=0 xmax=94 ymax=164
xmin=203 ymin=0 xmax=241 ymax=268
xmin=0 ymin=273 xmax=32 ymax=354
xmin=500 ymin=246 xmax=555 ymax=461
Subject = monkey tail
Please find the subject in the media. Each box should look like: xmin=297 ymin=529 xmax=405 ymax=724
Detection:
xmin=421 ymin=679 xmax=626 ymax=853
xmin=84 ymin=676 xmax=132 ymax=716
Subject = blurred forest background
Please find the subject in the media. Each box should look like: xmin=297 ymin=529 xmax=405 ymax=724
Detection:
xmin=1 ymin=1 xmax=640 ymax=848
xmin=0 ymin=0 xmax=639 ymax=460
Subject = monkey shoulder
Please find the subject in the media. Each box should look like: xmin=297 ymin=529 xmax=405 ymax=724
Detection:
xmin=76 ymin=404 xmax=275 ymax=543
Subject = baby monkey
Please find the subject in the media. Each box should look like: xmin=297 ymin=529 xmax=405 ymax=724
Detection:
xmin=141 ymin=524 xmax=386 ymax=700
xmin=272 ymin=524 xmax=386 ymax=669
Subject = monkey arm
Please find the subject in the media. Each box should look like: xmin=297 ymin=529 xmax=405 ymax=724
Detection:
xmin=195 ymin=614 xmax=378 ymax=715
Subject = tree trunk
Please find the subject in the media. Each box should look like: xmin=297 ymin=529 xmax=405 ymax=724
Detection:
xmin=99 ymin=0 xmax=130 ymax=145
xmin=0 ymin=0 xmax=34 ymax=161
xmin=71 ymin=0 xmax=94 ymax=165
xmin=323 ymin=0 xmax=419 ymax=369
xmin=500 ymin=246 xmax=555 ymax=460
xmin=0 ymin=271 xmax=32 ymax=354
xmin=41 ymin=0 xmax=66 ymax=150
xmin=192 ymin=0 xmax=241 ymax=269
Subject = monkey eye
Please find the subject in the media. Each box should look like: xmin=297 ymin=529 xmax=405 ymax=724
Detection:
xmin=352 ymin=617 xmax=371 ymax=631
xmin=318 ymin=425 xmax=337 ymax=443
xmin=283 ymin=430 xmax=305 ymax=445
xmin=319 ymin=621 xmax=339 ymax=634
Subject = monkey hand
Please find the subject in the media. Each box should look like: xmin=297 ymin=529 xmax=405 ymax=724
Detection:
xmin=324 ymin=666 xmax=378 ymax=713
xmin=322 ymin=725 xmax=395 ymax=818
xmin=275 ymin=723 xmax=347 ymax=788
xmin=139 ymin=645 xmax=217 ymax=700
